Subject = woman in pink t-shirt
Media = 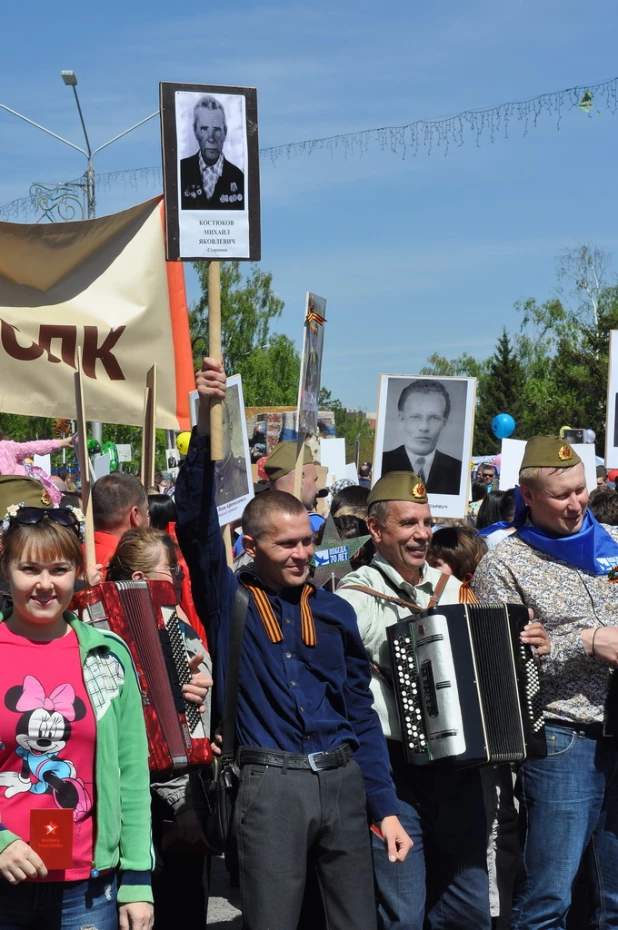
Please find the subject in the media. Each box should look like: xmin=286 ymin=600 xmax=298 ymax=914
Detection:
xmin=0 ymin=495 xmax=154 ymax=930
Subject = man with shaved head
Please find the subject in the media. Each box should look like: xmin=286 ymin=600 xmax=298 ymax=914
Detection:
xmin=175 ymin=357 xmax=411 ymax=930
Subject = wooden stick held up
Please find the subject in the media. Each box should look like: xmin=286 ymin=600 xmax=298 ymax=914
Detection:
xmin=142 ymin=365 xmax=157 ymax=490
xmin=208 ymin=261 xmax=224 ymax=462
xmin=293 ymin=434 xmax=305 ymax=502
xmin=73 ymin=352 xmax=96 ymax=570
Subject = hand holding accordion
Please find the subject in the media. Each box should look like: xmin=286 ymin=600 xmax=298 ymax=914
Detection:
xmin=387 ymin=602 xmax=546 ymax=767
xmin=74 ymin=580 xmax=213 ymax=773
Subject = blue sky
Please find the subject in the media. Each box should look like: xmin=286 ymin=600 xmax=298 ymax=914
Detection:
xmin=1 ymin=1 xmax=617 ymax=411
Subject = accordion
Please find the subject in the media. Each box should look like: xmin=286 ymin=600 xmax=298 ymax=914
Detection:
xmin=74 ymin=580 xmax=212 ymax=773
xmin=386 ymin=602 xmax=546 ymax=766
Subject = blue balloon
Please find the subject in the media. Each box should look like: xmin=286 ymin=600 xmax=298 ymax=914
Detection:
xmin=492 ymin=413 xmax=516 ymax=440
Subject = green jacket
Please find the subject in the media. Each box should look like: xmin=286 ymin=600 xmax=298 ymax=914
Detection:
xmin=0 ymin=611 xmax=154 ymax=904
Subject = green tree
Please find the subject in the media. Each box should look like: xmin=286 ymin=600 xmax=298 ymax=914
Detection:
xmin=190 ymin=261 xmax=300 ymax=404
xmin=100 ymin=425 xmax=168 ymax=475
xmin=475 ymin=330 xmax=526 ymax=453
xmin=420 ymin=352 xmax=487 ymax=380
xmin=318 ymin=388 xmax=374 ymax=463
xmin=0 ymin=414 xmax=55 ymax=443
xmin=546 ymin=286 xmax=618 ymax=452
xmin=236 ymin=334 xmax=300 ymax=406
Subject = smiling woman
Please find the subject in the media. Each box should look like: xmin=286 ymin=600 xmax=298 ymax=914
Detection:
xmin=0 ymin=478 xmax=154 ymax=930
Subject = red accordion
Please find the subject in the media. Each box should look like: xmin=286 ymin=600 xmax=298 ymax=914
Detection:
xmin=74 ymin=580 xmax=212 ymax=773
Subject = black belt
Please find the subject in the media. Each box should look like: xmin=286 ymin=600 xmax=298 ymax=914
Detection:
xmin=545 ymin=719 xmax=613 ymax=740
xmin=237 ymin=742 xmax=354 ymax=772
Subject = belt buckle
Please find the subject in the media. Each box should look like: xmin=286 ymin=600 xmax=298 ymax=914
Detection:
xmin=307 ymin=751 xmax=323 ymax=772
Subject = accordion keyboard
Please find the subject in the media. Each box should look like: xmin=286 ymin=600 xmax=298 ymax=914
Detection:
xmin=164 ymin=609 xmax=203 ymax=737
xmin=519 ymin=642 xmax=544 ymax=733
xmin=391 ymin=631 xmax=427 ymax=756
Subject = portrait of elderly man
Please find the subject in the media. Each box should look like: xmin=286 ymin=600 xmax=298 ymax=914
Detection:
xmin=381 ymin=380 xmax=463 ymax=495
xmin=214 ymin=386 xmax=249 ymax=507
xmin=180 ymin=94 xmax=245 ymax=210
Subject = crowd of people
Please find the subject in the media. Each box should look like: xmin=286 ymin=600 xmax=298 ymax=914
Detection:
xmin=1 ymin=363 xmax=618 ymax=930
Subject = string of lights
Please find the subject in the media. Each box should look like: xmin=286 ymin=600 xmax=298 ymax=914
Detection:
xmin=1 ymin=75 xmax=615 ymax=222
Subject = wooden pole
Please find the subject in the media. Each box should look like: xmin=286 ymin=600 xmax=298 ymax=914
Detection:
xmin=142 ymin=365 xmax=157 ymax=489
xmin=293 ymin=434 xmax=305 ymax=502
xmin=222 ymin=524 xmax=234 ymax=568
xmin=73 ymin=352 xmax=96 ymax=570
xmin=208 ymin=261 xmax=224 ymax=462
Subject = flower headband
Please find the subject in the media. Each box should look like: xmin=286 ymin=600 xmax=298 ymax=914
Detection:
xmin=1 ymin=503 xmax=87 ymax=543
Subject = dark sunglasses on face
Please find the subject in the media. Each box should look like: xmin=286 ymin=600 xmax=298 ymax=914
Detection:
xmin=10 ymin=507 xmax=80 ymax=535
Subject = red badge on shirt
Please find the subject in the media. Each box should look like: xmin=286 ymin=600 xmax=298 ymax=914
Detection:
xmin=30 ymin=808 xmax=73 ymax=870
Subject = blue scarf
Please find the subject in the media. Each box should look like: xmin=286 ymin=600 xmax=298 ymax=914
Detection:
xmin=477 ymin=487 xmax=618 ymax=575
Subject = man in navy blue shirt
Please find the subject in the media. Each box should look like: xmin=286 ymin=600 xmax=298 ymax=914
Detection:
xmin=176 ymin=357 xmax=411 ymax=930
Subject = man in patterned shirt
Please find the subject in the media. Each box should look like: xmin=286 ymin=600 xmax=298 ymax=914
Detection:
xmin=473 ymin=435 xmax=618 ymax=929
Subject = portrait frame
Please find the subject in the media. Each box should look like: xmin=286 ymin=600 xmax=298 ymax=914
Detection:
xmin=160 ymin=82 xmax=261 ymax=262
xmin=297 ymin=292 xmax=327 ymax=437
xmin=373 ymin=373 xmax=477 ymax=520
xmin=189 ymin=373 xmax=254 ymax=526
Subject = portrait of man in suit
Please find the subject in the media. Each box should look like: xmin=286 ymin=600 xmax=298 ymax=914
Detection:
xmin=180 ymin=94 xmax=245 ymax=211
xmin=381 ymin=380 xmax=463 ymax=495
xmin=215 ymin=384 xmax=250 ymax=508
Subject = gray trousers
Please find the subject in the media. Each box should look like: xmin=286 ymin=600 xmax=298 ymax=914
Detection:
xmin=232 ymin=755 xmax=377 ymax=930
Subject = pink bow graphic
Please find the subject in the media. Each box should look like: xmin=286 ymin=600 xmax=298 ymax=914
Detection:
xmin=16 ymin=675 xmax=77 ymax=721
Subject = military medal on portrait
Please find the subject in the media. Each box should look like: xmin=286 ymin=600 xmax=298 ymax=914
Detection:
xmin=160 ymin=82 xmax=261 ymax=262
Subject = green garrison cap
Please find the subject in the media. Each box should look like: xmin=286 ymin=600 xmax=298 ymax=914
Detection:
xmin=368 ymin=470 xmax=429 ymax=506
xmin=520 ymin=435 xmax=582 ymax=472
xmin=264 ymin=441 xmax=314 ymax=482
xmin=0 ymin=475 xmax=54 ymax=521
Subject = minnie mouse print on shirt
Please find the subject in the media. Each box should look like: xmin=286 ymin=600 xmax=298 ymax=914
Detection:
xmin=0 ymin=675 xmax=92 ymax=822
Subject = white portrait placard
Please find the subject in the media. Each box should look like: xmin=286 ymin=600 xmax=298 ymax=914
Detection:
xmin=189 ymin=373 xmax=253 ymax=526
xmin=373 ymin=374 xmax=477 ymax=520
xmin=160 ymin=83 xmax=260 ymax=262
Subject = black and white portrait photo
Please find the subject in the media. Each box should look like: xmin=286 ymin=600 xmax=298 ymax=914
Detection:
xmin=374 ymin=374 xmax=477 ymax=519
xmin=178 ymin=93 xmax=245 ymax=211
xmin=189 ymin=374 xmax=254 ymax=525
xmin=297 ymin=292 xmax=327 ymax=437
xmin=160 ymin=82 xmax=261 ymax=261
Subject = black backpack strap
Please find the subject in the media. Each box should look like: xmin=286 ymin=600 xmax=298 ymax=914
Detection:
xmin=220 ymin=584 xmax=250 ymax=764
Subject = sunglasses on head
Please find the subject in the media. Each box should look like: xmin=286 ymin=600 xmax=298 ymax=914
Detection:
xmin=10 ymin=507 xmax=80 ymax=535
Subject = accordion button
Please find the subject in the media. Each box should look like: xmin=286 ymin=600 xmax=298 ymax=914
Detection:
xmin=91 ymin=869 xmax=100 ymax=878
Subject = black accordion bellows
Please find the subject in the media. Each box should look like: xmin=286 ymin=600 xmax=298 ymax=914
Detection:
xmin=387 ymin=602 xmax=546 ymax=766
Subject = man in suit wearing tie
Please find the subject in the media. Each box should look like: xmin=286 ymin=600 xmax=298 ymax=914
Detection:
xmin=381 ymin=380 xmax=462 ymax=495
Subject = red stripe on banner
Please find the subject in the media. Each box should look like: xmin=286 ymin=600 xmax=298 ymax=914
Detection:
xmin=158 ymin=199 xmax=195 ymax=430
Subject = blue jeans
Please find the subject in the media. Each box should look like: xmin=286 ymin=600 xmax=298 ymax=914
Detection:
xmin=512 ymin=725 xmax=618 ymax=930
xmin=0 ymin=872 xmax=118 ymax=930
xmin=373 ymin=741 xmax=491 ymax=930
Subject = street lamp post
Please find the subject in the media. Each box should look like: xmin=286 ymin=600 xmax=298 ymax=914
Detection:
xmin=0 ymin=72 xmax=160 ymax=443
xmin=60 ymin=71 xmax=94 ymax=219
xmin=1 ymin=71 xmax=159 ymax=223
